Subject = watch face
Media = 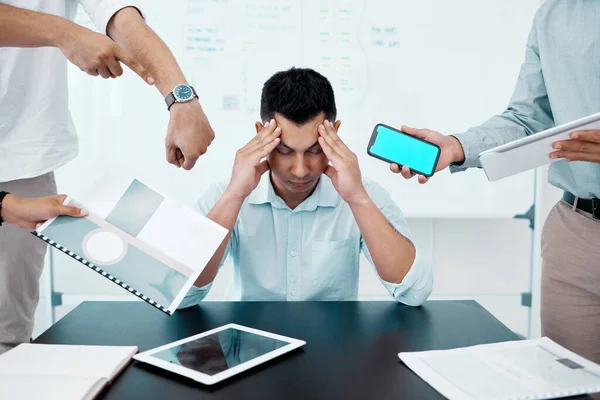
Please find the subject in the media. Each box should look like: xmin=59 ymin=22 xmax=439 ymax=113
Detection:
xmin=173 ymin=84 xmax=193 ymax=101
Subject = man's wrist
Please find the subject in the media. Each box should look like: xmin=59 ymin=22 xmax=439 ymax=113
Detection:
xmin=0 ymin=193 xmax=16 ymax=225
xmin=168 ymin=97 xmax=199 ymax=113
xmin=449 ymin=135 xmax=466 ymax=164
xmin=345 ymin=188 xmax=372 ymax=208
xmin=49 ymin=17 xmax=75 ymax=49
xmin=222 ymin=187 xmax=249 ymax=205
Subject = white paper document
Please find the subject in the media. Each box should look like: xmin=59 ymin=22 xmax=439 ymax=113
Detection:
xmin=33 ymin=174 xmax=228 ymax=314
xmin=399 ymin=337 xmax=600 ymax=400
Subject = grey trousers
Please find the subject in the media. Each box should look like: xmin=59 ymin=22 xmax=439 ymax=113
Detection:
xmin=541 ymin=200 xmax=600 ymax=364
xmin=0 ymin=172 xmax=57 ymax=355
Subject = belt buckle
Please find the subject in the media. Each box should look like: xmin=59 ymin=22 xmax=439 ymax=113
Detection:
xmin=593 ymin=198 xmax=600 ymax=220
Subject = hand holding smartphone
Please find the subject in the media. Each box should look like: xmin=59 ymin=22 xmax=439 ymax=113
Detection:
xmin=367 ymin=124 xmax=441 ymax=177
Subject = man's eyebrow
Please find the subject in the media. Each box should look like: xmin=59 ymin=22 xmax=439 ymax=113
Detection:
xmin=277 ymin=141 xmax=320 ymax=151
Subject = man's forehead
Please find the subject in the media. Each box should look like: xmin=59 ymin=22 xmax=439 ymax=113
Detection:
xmin=275 ymin=114 xmax=324 ymax=149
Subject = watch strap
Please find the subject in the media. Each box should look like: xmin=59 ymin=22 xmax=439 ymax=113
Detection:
xmin=165 ymin=92 xmax=176 ymax=110
xmin=0 ymin=191 xmax=11 ymax=227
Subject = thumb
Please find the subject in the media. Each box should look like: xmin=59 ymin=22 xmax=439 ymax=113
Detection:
xmin=256 ymin=159 xmax=270 ymax=176
xmin=401 ymin=125 xmax=429 ymax=140
xmin=56 ymin=204 xmax=88 ymax=218
xmin=324 ymin=165 xmax=336 ymax=179
xmin=114 ymin=46 xmax=154 ymax=85
xmin=53 ymin=194 xmax=68 ymax=204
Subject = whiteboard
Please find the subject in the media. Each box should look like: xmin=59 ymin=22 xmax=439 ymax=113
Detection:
xmin=58 ymin=0 xmax=541 ymax=218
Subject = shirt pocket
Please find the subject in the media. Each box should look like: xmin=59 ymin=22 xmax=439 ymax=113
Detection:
xmin=310 ymin=237 xmax=358 ymax=299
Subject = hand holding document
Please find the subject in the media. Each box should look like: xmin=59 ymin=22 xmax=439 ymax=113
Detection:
xmin=33 ymin=174 xmax=228 ymax=314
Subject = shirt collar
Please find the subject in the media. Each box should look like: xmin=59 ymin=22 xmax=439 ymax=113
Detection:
xmin=247 ymin=173 xmax=339 ymax=210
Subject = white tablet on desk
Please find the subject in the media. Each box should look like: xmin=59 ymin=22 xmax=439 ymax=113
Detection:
xmin=133 ymin=324 xmax=305 ymax=385
xmin=479 ymin=111 xmax=600 ymax=181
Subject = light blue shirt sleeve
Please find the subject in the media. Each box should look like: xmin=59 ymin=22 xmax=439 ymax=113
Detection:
xmin=360 ymin=180 xmax=433 ymax=306
xmin=450 ymin=10 xmax=554 ymax=171
xmin=178 ymin=182 xmax=238 ymax=309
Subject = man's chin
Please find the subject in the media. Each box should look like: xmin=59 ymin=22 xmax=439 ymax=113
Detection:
xmin=285 ymin=180 xmax=316 ymax=193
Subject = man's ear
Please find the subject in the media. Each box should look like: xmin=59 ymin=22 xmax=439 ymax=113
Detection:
xmin=254 ymin=121 xmax=263 ymax=134
xmin=334 ymin=120 xmax=342 ymax=132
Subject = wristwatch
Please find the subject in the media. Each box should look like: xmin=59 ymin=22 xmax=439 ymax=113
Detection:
xmin=165 ymin=84 xmax=198 ymax=110
xmin=0 ymin=191 xmax=10 ymax=227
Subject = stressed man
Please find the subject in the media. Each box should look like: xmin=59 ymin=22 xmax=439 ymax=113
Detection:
xmin=180 ymin=68 xmax=432 ymax=306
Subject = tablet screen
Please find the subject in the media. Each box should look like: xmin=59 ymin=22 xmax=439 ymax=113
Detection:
xmin=151 ymin=328 xmax=290 ymax=376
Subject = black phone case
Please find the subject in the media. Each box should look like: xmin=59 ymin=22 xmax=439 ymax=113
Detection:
xmin=366 ymin=123 xmax=441 ymax=177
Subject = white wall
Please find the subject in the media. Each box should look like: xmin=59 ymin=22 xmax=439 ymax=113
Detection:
xmin=33 ymin=0 xmax=547 ymax=339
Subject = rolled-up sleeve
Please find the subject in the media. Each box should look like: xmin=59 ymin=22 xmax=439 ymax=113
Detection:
xmin=360 ymin=180 xmax=433 ymax=306
xmin=178 ymin=182 xmax=237 ymax=309
xmin=450 ymin=11 xmax=554 ymax=171
xmin=76 ymin=0 xmax=146 ymax=34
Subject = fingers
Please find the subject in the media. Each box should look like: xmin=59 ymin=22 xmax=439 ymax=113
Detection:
xmin=318 ymin=120 xmax=351 ymax=155
xmin=113 ymin=46 xmax=154 ymax=85
xmin=245 ymin=120 xmax=281 ymax=156
xmin=56 ymin=204 xmax=88 ymax=218
xmin=318 ymin=135 xmax=342 ymax=165
xmin=53 ymin=194 xmax=68 ymax=204
xmin=551 ymin=139 xmax=600 ymax=162
xmin=51 ymin=195 xmax=88 ymax=217
xmin=248 ymin=119 xmax=278 ymax=149
xmin=181 ymin=148 xmax=202 ymax=171
xmin=401 ymin=125 xmax=430 ymax=140
xmin=390 ymin=163 xmax=401 ymax=174
xmin=418 ymin=175 xmax=430 ymax=184
xmin=176 ymin=149 xmax=186 ymax=167
xmin=401 ymin=166 xmax=415 ymax=179
xmin=166 ymin=147 xmax=182 ymax=168
xmin=97 ymin=64 xmax=112 ymax=79
xmin=550 ymin=151 xmax=600 ymax=163
xmin=257 ymin=135 xmax=281 ymax=158
xmin=571 ymin=130 xmax=600 ymax=143
xmin=105 ymin=55 xmax=124 ymax=78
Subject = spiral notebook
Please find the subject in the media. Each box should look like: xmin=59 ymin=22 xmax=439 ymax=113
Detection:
xmin=33 ymin=176 xmax=228 ymax=315
xmin=399 ymin=337 xmax=600 ymax=400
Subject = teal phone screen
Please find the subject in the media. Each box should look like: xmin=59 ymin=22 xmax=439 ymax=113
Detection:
xmin=369 ymin=125 xmax=440 ymax=176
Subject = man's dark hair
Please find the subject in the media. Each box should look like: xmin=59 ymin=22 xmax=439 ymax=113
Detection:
xmin=260 ymin=67 xmax=337 ymax=124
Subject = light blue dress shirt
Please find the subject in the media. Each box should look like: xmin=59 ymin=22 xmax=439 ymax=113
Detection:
xmin=179 ymin=174 xmax=432 ymax=308
xmin=451 ymin=0 xmax=600 ymax=199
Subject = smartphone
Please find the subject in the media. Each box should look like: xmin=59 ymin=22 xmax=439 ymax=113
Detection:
xmin=367 ymin=123 xmax=441 ymax=177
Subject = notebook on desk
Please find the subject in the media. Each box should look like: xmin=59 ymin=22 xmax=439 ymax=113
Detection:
xmin=399 ymin=337 xmax=600 ymax=400
xmin=0 ymin=343 xmax=138 ymax=400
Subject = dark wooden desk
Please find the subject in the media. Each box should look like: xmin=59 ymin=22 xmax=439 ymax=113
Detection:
xmin=34 ymin=301 xmax=589 ymax=399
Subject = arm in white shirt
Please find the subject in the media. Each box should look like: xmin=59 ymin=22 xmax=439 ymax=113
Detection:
xmin=359 ymin=180 xmax=433 ymax=306
xmin=104 ymin=5 xmax=214 ymax=170
xmin=178 ymin=182 xmax=238 ymax=308
xmin=0 ymin=3 xmax=151 ymax=81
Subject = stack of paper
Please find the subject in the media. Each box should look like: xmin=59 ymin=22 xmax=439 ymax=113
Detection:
xmin=399 ymin=337 xmax=600 ymax=400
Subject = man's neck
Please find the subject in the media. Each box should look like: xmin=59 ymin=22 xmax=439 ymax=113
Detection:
xmin=271 ymin=174 xmax=319 ymax=210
